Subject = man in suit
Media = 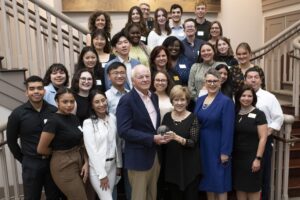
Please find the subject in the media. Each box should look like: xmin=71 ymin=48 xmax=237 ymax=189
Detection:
xmin=116 ymin=64 xmax=167 ymax=200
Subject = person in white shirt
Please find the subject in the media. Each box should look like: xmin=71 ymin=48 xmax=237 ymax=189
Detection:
xmin=244 ymin=67 xmax=284 ymax=200
xmin=83 ymin=90 xmax=122 ymax=200
xmin=169 ymin=4 xmax=185 ymax=40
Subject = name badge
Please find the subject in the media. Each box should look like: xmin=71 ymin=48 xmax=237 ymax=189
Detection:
xmin=173 ymin=76 xmax=180 ymax=81
xmin=197 ymin=31 xmax=204 ymax=36
xmin=78 ymin=126 xmax=83 ymax=132
xmin=197 ymin=50 xmax=199 ymax=55
xmin=141 ymin=36 xmax=146 ymax=41
xmin=102 ymin=63 xmax=106 ymax=68
xmin=178 ymin=32 xmax=185 ymax=37
xmin=44 ymin=119 xmax=48 ymax=124
xmin=179 ymin=64 xmax=186 ymax=69
xmin=248 ymin=113 xmax=256 ymax=118
xmin=96 ymin=80 xmax=102 ymax=85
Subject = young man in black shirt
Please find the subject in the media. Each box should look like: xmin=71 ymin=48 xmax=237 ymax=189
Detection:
xmin=194 ymin=0 xmax=211 ymax=41
xmin=7 ymin=75 xmax=62 ymax=199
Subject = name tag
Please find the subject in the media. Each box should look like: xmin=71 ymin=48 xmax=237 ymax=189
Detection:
xmin=248 ymin=113 xmax=256 ymax=118
xmin=141 ymin=36 xmax=146 ymax=41
xmin=96 ymin=80 xmax=102 ymax=85
xmin=44 ymin=119 xmax=48 ymax=124
xmin=178 ymin=32 xmax=185 ymax=37
xmin=179 ymin=64 xmax=186 ymax=69
xmin=173 ymin=76 xmax=180 ymax=81
xmin=197 ymin=31 xmax=204 ymax=36
xmin=102 ymin=63 xmax=106 ymax=68
xmin=78 ymin=126 xmax=83 ymax=132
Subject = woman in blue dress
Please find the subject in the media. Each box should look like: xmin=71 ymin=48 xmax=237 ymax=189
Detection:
xmin=194 ymin=68 xmax=235 ymax=200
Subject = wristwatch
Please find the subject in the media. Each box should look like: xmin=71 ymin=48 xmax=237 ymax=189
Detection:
xmin=256 ymin=156 xmax=262 ymax=160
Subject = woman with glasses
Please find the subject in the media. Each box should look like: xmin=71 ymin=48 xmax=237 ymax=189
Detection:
xmin=71 ymin=68 xmax=96 ymax=125
xmin=195 ymin=68 xmax=235 ymax=200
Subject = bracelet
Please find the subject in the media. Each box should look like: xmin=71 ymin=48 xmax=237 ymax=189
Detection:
xmin=255 ymin=156 xmax=262 ymax=160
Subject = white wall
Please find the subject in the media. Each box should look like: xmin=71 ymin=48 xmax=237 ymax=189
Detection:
xmin=43 ymin=0 xmax=264 ymax=51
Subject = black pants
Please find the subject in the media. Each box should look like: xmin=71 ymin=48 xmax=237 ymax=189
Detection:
xmin=164 ymin=177 xmax=200 ymax=200
xmin=262 ymin=136 xmax=273 ymax=200
xmin=22 ymin=156 xmax=63 ymax=200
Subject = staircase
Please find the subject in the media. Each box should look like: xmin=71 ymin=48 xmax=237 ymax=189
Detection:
xmin=0 ymin=0 xmax=300 ymax=200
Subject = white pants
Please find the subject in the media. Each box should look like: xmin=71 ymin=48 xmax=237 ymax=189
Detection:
xmin=89 ymin=160 xmax=116 ymax=200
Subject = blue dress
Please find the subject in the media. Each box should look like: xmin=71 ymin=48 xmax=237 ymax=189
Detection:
xmin=194 ymin=92 xmax=235 ymax=193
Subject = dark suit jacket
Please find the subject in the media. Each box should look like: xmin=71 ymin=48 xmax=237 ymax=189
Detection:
xmin=116 ymin=88 xmax=161 ymax=170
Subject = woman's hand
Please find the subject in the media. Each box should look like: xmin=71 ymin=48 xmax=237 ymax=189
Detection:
xmin=252 ymin=159 xmax=261 ymax=172
xmin=220 ymin=154 xmax=229 ymax=164
xmin=100 ymin=176 xmax=110 ymax=190
xmin=164 ymin=131 xmax=176 ymax=142
xmin=80 ymin=162 xmax=89 ymax=183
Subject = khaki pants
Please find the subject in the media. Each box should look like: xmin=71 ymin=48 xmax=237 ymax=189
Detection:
xmin=50 ymin=146 xmax=87 ymax=200
xmin=128 ymin=153 xmax=160 ymax=200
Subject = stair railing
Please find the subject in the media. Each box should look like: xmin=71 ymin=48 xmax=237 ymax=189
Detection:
xmin=0 ymin=0 xmax=88 ymax=77
xmin=251 ymin=19 xmax=300 ymax=117
xmin=291 ymin=36 xmax=300 ymax=116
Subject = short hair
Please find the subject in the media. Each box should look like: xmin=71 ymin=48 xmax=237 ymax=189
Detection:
xmin=236 ymin=42 xmax=252 ymax=54
xmin=43 ymin=63 xmax=69 ymax=86
xmin=209 ymin=21 xmax=223 ymax=39
xmin=151 ymin=70 xmax=174 ymax=95
xmin=71 ymin=68 xmax=96 ymax=93
xmin=162 ymin=36 xmax=185 ymax=55
xmin=195 ymin=0 xmax=207 ymax=8
xmin=139 ymin=3 xmax=150 ymax=8
xmin=106 ymin=62 xmax=127 ymax=74
xmin=131 ymin=64 xmax=150 ymax=79
xmin=234 ymin=85 xmax=257 ymax=113
xmin=153 ymin=8 xmax=171 ymax=36
xmin=91 ymin=29 xmax=111 ymax=53
xmin=150 ymin=46 xmax=172 ymax=72
xmin=25 ymin=75 xmax=44 ymax=88
xmin=197 ymin=42 xmax=216 ymax=63
xmin=88 ymin=11 xmax=112 ymax=37
xmin=54 ymin=87 xmax=74 ymax=101
xmin=244 ymin=67 xmax=261 ymax=79
xmin=204 ymin=68 xmax=221 ymax=79
xmin=215 ymin=36 xmax=234 ymax=56
xmin=170 ymin=4 xmax=183 ymax=13
xmin=183 ymin=18 xmax=197 ymax=29
xmin=169 ymin=85 xmax=191 ymax=104
xmin=110 ymin=31 xmax=128 ymax=47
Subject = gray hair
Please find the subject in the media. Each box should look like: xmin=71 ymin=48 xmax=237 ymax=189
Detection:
xmin=204 ymin=68 xmax=221 ymax=79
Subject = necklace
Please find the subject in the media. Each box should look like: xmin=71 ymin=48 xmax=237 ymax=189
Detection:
xmin=202 ymin=95 xmax=216 ymax=109
xmin=172 ymin=111 xmax=188 ymax=125
xmin=238 ymin=106 xmax=255 ymax=122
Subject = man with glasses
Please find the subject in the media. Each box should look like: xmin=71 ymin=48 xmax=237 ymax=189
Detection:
xmin=140 ymin=3 xmax=154 ymax=31
xmin=182 ymin=18 xmax=205 ymax=63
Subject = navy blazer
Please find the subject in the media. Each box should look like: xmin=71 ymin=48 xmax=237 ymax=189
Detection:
xmin=116 ymin=88 xmax=161 ymax=171
xmin=104 ymin=56 xmax=141 ymax=91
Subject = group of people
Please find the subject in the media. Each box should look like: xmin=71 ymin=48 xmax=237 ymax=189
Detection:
xmin=6 ymin=1 xmax=285 ymax=200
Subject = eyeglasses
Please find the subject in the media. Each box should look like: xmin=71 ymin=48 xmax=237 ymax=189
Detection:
xmin=110 ymin=71 xmax=126 ymax=76
xmin=80 ymin=77 xmax=93 ymax=82
xmin=155 ymin=79 xmax=167 ymax=83
xmin=206 ymin=80 xmax=219 ymax=85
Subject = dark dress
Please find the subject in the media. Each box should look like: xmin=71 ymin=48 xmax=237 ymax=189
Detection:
xmin=162 ymin=112 xmax=201 ymax=199
xmin=74 ymin=93 xmax=90 ymax=126
xmin=194 ymin=92 xmax=235 ymax=193
xmin=215 ymin=55 xmax=238 ymax=67
xmin=233 ymin=108 xmax=267 ymax=192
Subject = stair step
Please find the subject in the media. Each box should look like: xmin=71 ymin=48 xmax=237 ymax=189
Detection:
xmin=290 ymin=158 xmax=300 ymax=168
xmin=289 ymin=177 xmax=300 ymax=189
xmin=272 ymin=89 xmax=293 ymax=96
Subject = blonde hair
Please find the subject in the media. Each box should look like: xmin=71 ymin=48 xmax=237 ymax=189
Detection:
xmin=170 ymin=85 xmax=191 ymax=104
xmin=195 ymin=0 xmax=207 ymax=8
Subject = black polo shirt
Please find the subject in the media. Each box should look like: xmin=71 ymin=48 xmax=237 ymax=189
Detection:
xmin=6 ymin=101 xmax=57 ymax=162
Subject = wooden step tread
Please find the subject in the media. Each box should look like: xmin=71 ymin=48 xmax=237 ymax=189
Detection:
xmin=289 ymin=177 xmax=300 ymax=189
xmin=290 ymin=158 xmax=300 ymax=168
xmin=272 ymin=89 xmax=293 ymax=96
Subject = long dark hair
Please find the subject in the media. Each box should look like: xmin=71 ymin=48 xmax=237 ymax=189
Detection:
xmin=150 ymin=46 xmax=172 ymax=73
xmin=91 ymin=29 xmax=111 ymax=53
xmin=153 ymin=8 xmax=171 ymax=36
xmin=88 ymin=89 xmax=108 ymax=131
xmin=54 ymin=87 xmax=74 ymax=101
xmin=150 ymin=70 xmax=174 ymax=95
xmin=197 ymin=42 xmax=216 ymax=63
xmin=76 ymin=46 xmax=103 ymax=80
xmin=215 ymin=64 xmax=232 ymax=98
xmin=71 ymin=68 xmax=96 ymax=94
xmin=162 ymin=36 xmax=185 ymax=58
xmin=234 ymin=85 xmax=257 ymax=114
xmin=126 ymin=6 xmax=148 ymax=35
